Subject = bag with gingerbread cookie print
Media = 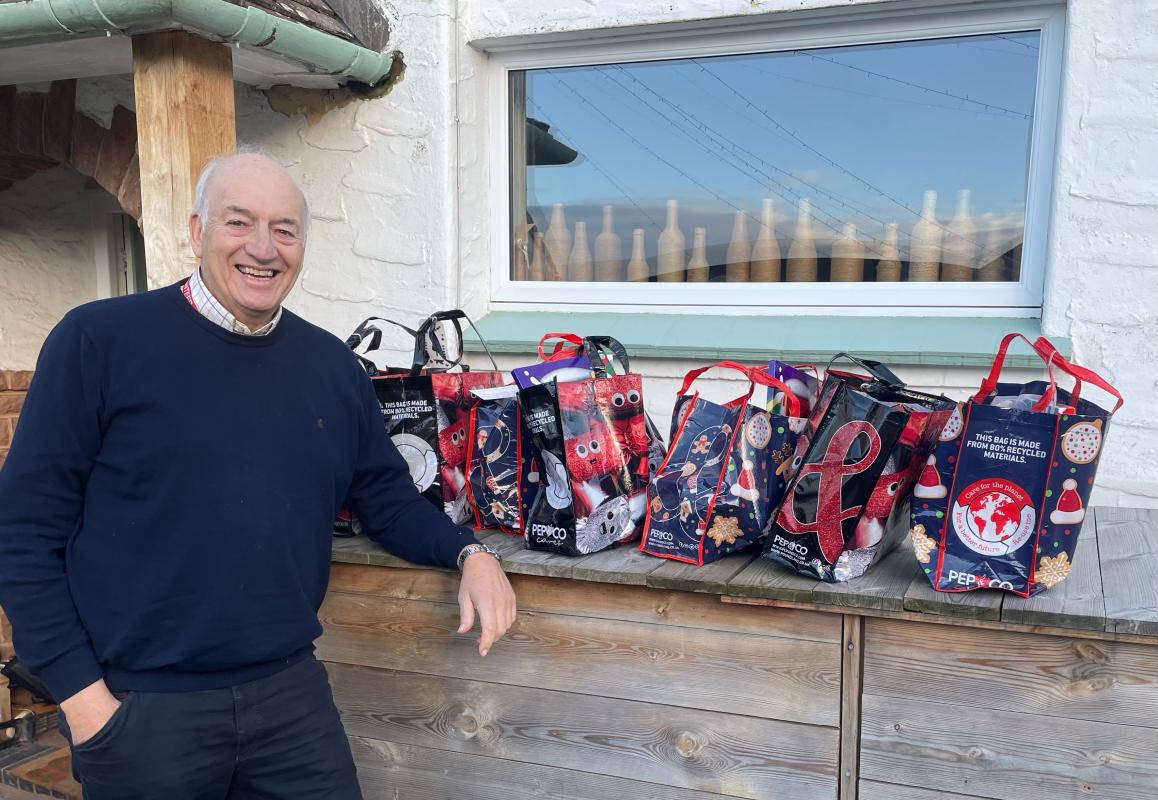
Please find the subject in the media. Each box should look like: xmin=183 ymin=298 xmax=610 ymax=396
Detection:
xmin=763 ymin=354 xmax=956 ymax=582
xmin=640 ymin=362 xmax=804 ymax=566
xmin=910 ymin=334 xmax=1122 ymax=597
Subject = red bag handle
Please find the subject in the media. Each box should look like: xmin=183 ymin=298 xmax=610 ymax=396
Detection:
xmin=537 ymin=332 xmax=584 ymax=361
xmin=677 ymin=361 xmax=801 ymax=418
xmin=1034 ymin=337 xmax=1123 ymax=413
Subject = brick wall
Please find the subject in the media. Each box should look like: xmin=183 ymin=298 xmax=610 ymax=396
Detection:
xmin=0 ymin=370 xmax=30 ymax=703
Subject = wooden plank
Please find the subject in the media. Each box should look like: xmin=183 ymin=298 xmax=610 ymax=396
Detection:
xmin=839 ymin=615 xmax=864 ymax=800
xmin=347 ymin=736 xmax=741 ymax=800
xmin=864 ymin=618 xmax=1158 ymax=729
xmin=726 ymin=555 xmax=822 ymax=603
xmin=330 ymin=534 xmax=416 ymax=569
xmin=859 ymin=780 xmax=977 ymax=800
xmin=646 ymin=551 xmax=760 ymax=595
xmin=1097 ymin=507 xmax=1158 ymax=637
xmin=571 ymin=543 xmax=666 ymax=586
xmin=329 ymin=563 xmax=843 ymax=644
xmin=860 ymin=693 xmax=1158 ymax=800
xmin=1003 ymin=525 xmax=1106 ymax=631
xmin=902 ymin=569 xmax=1003 ymax=621
xmin=318 ymin=591 xmax=841 ymax=726
xmin=329 ymin=662 xmax=838 ymax=800
xmin=132 ymin=31 xmax=236 ymax=288
xmin=500 ymin=543 xmax=578 ymax=579
xmin=812 ymin=540 xmax=919 ymax=614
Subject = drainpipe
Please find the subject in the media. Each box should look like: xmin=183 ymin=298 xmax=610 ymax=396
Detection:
xmin=0 ymin=0 xmax=395 ymax=87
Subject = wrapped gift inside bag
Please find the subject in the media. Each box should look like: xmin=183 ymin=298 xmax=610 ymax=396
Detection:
xmin=640 ymin=361 xmax=803 ymax=566
xmin=763 ymin=354 xmax=955 ymax=582
xmin=910 ymin=334 xmax=1122 ymax=597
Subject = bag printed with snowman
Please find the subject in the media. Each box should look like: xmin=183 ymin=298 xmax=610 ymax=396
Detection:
xmin=910 ymin=334 xmax=1122 ymax=597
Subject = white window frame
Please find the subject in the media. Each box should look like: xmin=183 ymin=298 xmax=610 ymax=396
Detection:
xmin=483 ymin=1 xmax=1065 ymax=316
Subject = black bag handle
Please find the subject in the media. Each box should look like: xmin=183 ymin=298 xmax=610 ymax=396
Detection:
xmin=581 ymin=335 xmax=630 ymax=378
xmin=827 ymin=352 xmax=903 ymax=387
xmin=345 ymin=311 xmax=499 ymax=377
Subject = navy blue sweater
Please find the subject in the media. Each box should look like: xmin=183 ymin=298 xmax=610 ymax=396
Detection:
xmin=0 ymin=284 xmax=477 ymax=701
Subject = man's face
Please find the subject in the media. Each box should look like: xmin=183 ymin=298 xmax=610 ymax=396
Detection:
xmin=189 ymin=156 xmax=306 ymax=330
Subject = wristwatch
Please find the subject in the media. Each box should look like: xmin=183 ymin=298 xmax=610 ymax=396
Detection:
xmin=457 ymin=542 xmax=502 ymax=571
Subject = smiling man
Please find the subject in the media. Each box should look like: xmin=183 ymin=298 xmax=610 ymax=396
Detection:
xmin=0 ymin=152 xmax=515 ymax=799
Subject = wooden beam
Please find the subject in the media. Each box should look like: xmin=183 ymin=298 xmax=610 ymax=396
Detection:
xmin=132 ymin=31 xmax=235 ymax=288
xmin=839 ymin=614 xmax=864 ymax=800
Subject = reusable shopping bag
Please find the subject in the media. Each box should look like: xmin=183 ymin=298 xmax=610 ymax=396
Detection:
xmin=464 ymin=384 xmax=539 ymax=534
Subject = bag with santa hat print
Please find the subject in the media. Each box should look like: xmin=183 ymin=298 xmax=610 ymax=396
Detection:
xmin=763 ymin=354 xmax=956 ymax=582
xmin=518 ymin=339 xmax=652 ymax=556
xmin=910 ymin=334 xmax=1122 ymax=597
xmin=640 ymin=362 xmax=804 ymax=566
xmin=337 ymin=311 xmax=507 ymax=530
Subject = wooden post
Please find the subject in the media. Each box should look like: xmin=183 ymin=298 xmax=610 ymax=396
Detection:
xmin=839 ymin=614 xmax=864 ymax=800
xmin=132 ymin=32 xmax=236 ymax=289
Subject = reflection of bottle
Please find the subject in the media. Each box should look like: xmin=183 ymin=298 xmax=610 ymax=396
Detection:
xmin=977 ymin=212 xmax=1005 ymax=281
xmin=875 ymin=223 xmax=901 ymax=282
xmin=908 ymin=190 xmax=942 ymax=282
xmin=568 ymin=221 xmax=593 ymax=281
xmin=751 ymin=199 xmax=781 ymax=282
xmin=941 ymin=189 xmax=975 ymax=282
xmin=594 ymin=205 xmax=622 ymax=282
xmin=830 ymin=222 xmax=864 ymax=282
xmin=529 ymin=231 xmax=546 ymax=281
xmin=544 ymin=203 xmax=571 ymax=282
xmin=657 ymin=199 xmax=685 ymax=282
xmin=513 ymin=223 xmax=532 ymax=281
xmin=686 ymin=227 xmax=710 ymax=282
xmin=627 ymin=228 xmax=649 ymax=282
xmin=1011 ymin=238 xmax=1023 ymax=281
xmin=725 ymin=211 xmax=751 ymax=282
xmin=786 ymin=198 xmax=817 ymax=282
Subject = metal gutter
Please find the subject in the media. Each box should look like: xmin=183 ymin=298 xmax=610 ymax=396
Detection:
xmin=0 ymin=0 xmax=395 ymax=86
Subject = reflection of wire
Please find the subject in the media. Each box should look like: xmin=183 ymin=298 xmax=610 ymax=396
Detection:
xmin=956 ymin=42 xmax=1036 ymax=59
xmin=601 ymin=66 xmax=876 ymax=247
xmin=744 ymin=63 xmax=1023 ymax=116
xmin=690 ymin=59 xmax=1005 ymax=261
xmin=993 ymin=32 xmax=1039 ymax=50
xmin=525 ymin=98 xmax=663 ymax=232
xmin=551 ymin=73 xmax=773 ymax=236
xmin=794 ymin=51 xmax=1032 ymax=117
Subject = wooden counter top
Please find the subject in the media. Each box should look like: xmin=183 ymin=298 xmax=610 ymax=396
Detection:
xmin=331 ymin=506 xmax=1158 ymax=642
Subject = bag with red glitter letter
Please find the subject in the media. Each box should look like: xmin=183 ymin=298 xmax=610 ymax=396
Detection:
xmin=518 ymin=339 xmax=652 ymax=556
xmin=763 ymin=354 xmax=955 ymax=582
xmin=911 ymin=334 xmax=1122 ymax=597
xmin=337 ymin=311 xmax=506 ymax=530
xmin=640 ymin=362 xmax=804 ymax=566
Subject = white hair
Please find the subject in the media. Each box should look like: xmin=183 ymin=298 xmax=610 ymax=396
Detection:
xmin=192 ymin=145 xmax=311 ymax=241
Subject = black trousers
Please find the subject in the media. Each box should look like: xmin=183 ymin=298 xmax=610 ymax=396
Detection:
xmin=60 ymin=656 xmax=361 ymax=799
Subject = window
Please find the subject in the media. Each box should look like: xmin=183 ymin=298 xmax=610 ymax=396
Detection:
xmin=491 ymin=3 xmax=1064 ymax=311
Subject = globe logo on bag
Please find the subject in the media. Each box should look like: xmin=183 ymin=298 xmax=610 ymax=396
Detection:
xmin=951 ymin=478 xmax=1036 ymax=556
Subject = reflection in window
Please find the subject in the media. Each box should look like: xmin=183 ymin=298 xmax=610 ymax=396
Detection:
xmin=510 ymin=32 xmax=1040 ymax=285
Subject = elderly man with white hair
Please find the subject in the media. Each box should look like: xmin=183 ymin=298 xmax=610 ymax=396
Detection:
xmin=0 ymin=152 xmax=515 ymax=799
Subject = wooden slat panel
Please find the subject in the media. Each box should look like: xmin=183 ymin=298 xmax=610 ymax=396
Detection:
xmin=812 ymin=541 xmax=919 ymax=613
xmin=331 ymin=534 xmax=414 ymax=568
xmin=726 ymin=556 xmax=822 ymax=603
xmin=328 ymin=563 xmax=842 ymax=643
xmin=1097 ymin=507 xmax=1158 ymax=636
xmin=500 ymin=543 xmax=578 ymax=579
xmin=1003 ymin=527 xmax=1106 ymax=630
xmin=902 ymin=570 xmax=1003 ymax=621
xmin=838 ymin=615 xmax=864 ymax=800
xmin=860 ymin=694 xmax=1158 ymax=800
xmin=318 ymin=591 xmax=841 ymax=725
xmin=571 ymin=543 xmax=667 ymax=586
xmin=647 ymin=551 xmax=759 ymax=595
xmin=348 ymin=736 xmax=749 ymax=800
xmin=859 ymin=780 xmax=976 ymax=800
xmin=329 ymin=662 xmax=838 ymax=800
xmin=863 ymin=618 xmax=1158 ymax=728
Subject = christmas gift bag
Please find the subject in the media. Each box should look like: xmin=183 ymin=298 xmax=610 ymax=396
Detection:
xmin=519 ymin=368 xmax=649 ymax=556
xmin=338 ymin=310 xmax=505 ymax=528
xmin=640 ymin=361 xmax=803 ymax=566
xmin=464 ymin=385 xmax=540 ymax=534
xmin=910 ymin=334 xmax=1122 ymax=597
xmin=764 ymin=354 xmax=955 ymax=582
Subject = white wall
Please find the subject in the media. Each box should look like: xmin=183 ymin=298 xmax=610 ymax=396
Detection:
xmin=0 ymin=167 xmax=100 ymax=370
